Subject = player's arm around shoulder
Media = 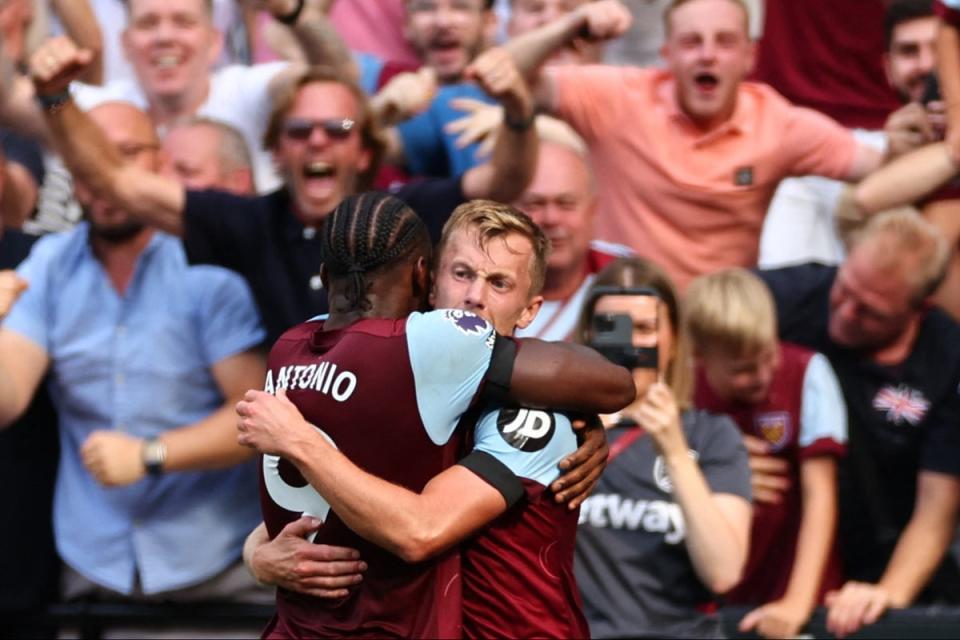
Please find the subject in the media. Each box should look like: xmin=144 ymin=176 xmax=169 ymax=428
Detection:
xmin=396 ymin=407 xmax=581 ymax=563
xmin=464 ymin=406 xmax=579 ymax=504
xmin=407 ymin=309 xmax=635 ymax=418
xmin=511 ymin=337 xmax=635 ymax=415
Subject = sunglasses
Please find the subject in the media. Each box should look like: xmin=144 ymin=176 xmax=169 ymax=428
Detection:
xmin=283 ymin=118 xmax=356 ymax=141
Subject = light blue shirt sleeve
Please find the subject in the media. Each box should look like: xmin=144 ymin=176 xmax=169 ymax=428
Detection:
xmin=799 ymin=352 xmax=848 ymax=448
xmin=189 ymin=265 xmax=266 ymax=366
xmin=471 ymin=407 xmax=578 ymax=488
xmin=3 ymin=233 xmax=66 ymax=351
xmin=354 ymin=52 xmax=384 ymax=95
xmin=406 ymin=309 xmax=498 ymax=444
xmin=396 ymin=83 xmax=496 ymax=176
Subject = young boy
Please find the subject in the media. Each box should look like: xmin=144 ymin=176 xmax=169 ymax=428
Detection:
xmin=686 ymin=268 xmax=848 ymax=639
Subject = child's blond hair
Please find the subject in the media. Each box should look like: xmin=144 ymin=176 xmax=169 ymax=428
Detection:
xmin=685 ymin=268 xmax=777 ymax=357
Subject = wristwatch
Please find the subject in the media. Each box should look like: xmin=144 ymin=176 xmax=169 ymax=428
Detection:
xmin=504 ymin=110 xmax=536 ymax=132
xmin=35 ymin=90 xmax=70 ymax=111
xmin=142 ymin=438 xmax=167 ymax=475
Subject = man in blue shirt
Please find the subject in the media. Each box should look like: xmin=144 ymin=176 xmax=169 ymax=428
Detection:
xmin=387 ymin=0 xmax=501 ymax=177
xmin=0 ymin=101 xmax=267 ymax=600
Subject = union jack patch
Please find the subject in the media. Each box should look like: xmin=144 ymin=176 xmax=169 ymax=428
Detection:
xmin=872 ymin=385 xmax=930 ymax=426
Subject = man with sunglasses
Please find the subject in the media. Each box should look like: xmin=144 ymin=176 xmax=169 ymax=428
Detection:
xmin=1 ymin=0 xmax=356 ymax=195
xmin=30 ymin=37 xmax=538 ymax=346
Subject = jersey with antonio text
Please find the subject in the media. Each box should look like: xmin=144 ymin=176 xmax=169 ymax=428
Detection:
xmin=695 ymin=343 xmax=847 ymax=604
xmin=259 ymin=310 xmax=501 ymax=639
xmin=459 ymin=407 xmax=589 ymax=639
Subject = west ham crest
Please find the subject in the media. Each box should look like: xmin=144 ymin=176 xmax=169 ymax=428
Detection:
xmin=755 ymin=411 xmax=791 ymax=451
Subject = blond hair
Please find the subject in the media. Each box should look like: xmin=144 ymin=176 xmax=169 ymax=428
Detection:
xmin=575 ymin=257 xmax=694 ymax=410
xmin=685 ymin=268 xmax=777 ymax=357
xmin=848 ymin=207 xmax=949 ymax=303
xmin=664 ymin=0 xmax=751 ymax=35
xmin=437 ymin=200 xmax=551 ymax=297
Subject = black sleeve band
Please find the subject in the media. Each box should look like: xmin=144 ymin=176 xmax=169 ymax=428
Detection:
xmin=481 ymin=335 xmax=516 ymax=405
xmin=459 ymin=450 xmax=525 ymax=508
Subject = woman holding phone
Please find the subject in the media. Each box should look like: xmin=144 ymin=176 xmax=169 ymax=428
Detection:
xmin=573 ymin=257 xmax=752 ymax=639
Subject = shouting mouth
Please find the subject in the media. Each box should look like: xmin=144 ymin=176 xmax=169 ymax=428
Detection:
xmin=694 ymin=72 xmax=719 ymax=94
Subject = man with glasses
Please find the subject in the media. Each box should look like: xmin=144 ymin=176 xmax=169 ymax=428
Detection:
xmin=30 ymin=36 xmax=538 ymax=345
xmin=1 ymin=0 xmax=356 ymax=195
xmin=757 ymin=209 xmax=960 ymax=638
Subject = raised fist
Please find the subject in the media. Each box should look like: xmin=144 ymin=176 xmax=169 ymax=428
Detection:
xmin=29 ymin=36 xmax=94 ymax=98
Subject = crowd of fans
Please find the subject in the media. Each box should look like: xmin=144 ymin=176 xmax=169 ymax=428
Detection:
xmin=1 ymin=0 xmax=960 ymax=638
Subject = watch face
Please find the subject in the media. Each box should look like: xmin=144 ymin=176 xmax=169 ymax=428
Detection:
xmin=143 ymin=439 xmax=166 ymax=473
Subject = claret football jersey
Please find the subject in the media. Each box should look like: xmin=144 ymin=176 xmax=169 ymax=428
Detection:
xmin=459 ymin=406 xmax=590 ymax=639
xmin=259 ymin=309 xmax=505 ymax=639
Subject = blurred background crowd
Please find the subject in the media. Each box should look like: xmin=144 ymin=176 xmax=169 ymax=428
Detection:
xmin=2 ymin=0 xmax=960 ymax=638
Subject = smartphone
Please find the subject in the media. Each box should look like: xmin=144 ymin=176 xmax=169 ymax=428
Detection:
xmin=587 ymin=286 xmax=659 ymax=372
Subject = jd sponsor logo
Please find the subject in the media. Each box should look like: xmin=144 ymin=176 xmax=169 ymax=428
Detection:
xmin=498 ymin=408 xmax=555 ymax=452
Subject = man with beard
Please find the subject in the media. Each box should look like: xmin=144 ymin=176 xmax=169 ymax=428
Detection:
xmin=30 ymin=36 xmax=537 ymax=346
xmin=760 ymin=0 xmax=941 ymax=268
xmin=0 ymin=101 xmax=269 ymax=608
xmin=1 ymin=0 xmax=353 ymax=194
xmin=509 ymin=0 xmax=885 ymax=290
xmin=385 ymin=0 xmax=503 ymax=178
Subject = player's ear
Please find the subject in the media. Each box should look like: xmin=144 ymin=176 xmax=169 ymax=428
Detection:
xmin=412 ymin=256 xmax=430 ymax=303
xmin=320 ymin=264 xmax=329 ymax=290
xmin=515 ymin=295 xmax=543 ymax=330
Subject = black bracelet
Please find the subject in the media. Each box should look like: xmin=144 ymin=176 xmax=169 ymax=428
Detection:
xmin=276 ymin=0 xmax=306 ymax=25
xmin=35 ymin=90 xmax=70 ymax=111
xmin=504 ymin=110 xmax=536 ymax=132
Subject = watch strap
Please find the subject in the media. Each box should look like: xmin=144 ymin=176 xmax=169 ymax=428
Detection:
xmin=142 ymin=438 xmax=167 ymax=475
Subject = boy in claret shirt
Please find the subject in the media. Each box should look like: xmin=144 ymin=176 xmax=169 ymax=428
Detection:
xmin=687 ymin=268 xmax=848 ymax=639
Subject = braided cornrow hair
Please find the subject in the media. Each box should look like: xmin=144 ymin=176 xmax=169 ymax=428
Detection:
xmin=320 ymin=191 xmax=431 ymax=312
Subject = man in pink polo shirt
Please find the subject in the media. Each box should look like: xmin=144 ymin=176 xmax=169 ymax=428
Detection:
xmin=509 ymin=0 xmax=885 ymax=289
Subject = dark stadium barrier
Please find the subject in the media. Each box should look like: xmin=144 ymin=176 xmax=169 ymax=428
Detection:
xmin=44 ymin=601 xmax=273 ymax=639
xmin=35 ymin=602 xmax=960 ymax=639
xmin=722 ymin=605 xmax=960 ymax=639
